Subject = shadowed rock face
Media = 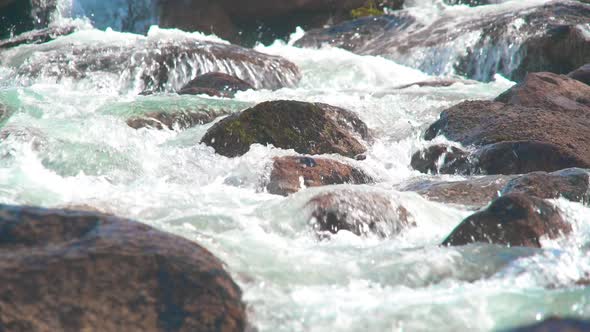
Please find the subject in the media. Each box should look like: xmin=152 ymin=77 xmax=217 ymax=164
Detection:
xmin=423 ymin=73 xmax=590 ymax=174
xmin=568 ymin=63 xmax=590 ymax=85
xmin=296 ymin=2 xmax=590 ymax=81
xmin=4 ymin=37 xmax=301 ymax=93
xmin=442 ymin=193 xmax=571 ymax=248
xmin=507 ymin=317 xmax=590 ymax=332
xmin=410 ymin=144 xmax=471 ymax=175
xmin=0 ymin=204 xmax=246 ymax=331
xmin=158 ymin=0 xmax=402 ymax=46
xmin=266 ymin=156 xmax=374 ymax=196
xmin=201 ymin=100 xmax=369 ymax=158
xmin=306 ymin=190 xmax=414 ymax=238
xmin=178 ymin=72 xmax=254 ymax=98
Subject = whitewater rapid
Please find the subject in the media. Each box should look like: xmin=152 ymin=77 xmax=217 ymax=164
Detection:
xmin=1 ymin=1 xmax=590 ymax=331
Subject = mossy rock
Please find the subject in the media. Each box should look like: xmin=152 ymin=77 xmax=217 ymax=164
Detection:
xmin=201 ymin=100 xmax=369 ymax=158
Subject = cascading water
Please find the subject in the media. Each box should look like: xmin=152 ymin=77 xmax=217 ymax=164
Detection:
xmin=1 ymin=0 xmax=590 ymax=331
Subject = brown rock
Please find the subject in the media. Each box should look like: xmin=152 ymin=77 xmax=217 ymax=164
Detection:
xmin=501 ymin=168 xmax=590 ymax=203
xmin=495 ymin=72 xmax=590 ymax=113
xmin=201 ymin=100 xmax=368 ymax=158
xmin=306 ymin=190 xmax=414 ymax=238
xmin=0 ymin=205 xmax=246 ymax=331
xmin=442 ymin=193 xmax=571 ymax=248
xmin=410 ymin=144 xmax=471 ymax=175
xmin=507 ymin=317 xmax=590 ymax=332
xmin=266 ymin=156 xmax=374 ymax=196
xmin=178 ymin=72 xmax=254 ymax=98
xmin=402 ymin=175 xmax=514 ymax=208
xmin=126 ymin=109 xmax=231 ymax=130
xmin=568 ymin=63 xmax=590 ymax=86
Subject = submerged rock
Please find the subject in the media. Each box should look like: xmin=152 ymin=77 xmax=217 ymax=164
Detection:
xmin=0 ymin=204 xmax=246 ymax=331
xmin=424 ymin=73 xmax=590 ymax=174
xmin=507 ymin=317 xmax=590 ymax=332
xmin=3 ymin=36 xmax=301 ymax=93
xmin=178 ymin=72 xmax=254 ymax=98
xmin=296 ymin=2 xmax=590 ymax=81
xmin=306 ymin=190 xmax=414 ymax=238
xmin=126 ymin=109 xmax=231 ymax=130
xmin=201 ymin=100 xmax=369 ymax=158
xmin=266 ymin=156 xmax=374 ymax=196
xmin=501 ymin=168 xmax=590 ymax=203
xmin=402 ymin=175 xmax=514 ymax=208
xmin=442 ymin=193 xmax=571 ymax=248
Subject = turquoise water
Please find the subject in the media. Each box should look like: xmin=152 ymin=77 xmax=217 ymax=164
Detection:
xmin=1 ymin=1 xmax=590 ymax=331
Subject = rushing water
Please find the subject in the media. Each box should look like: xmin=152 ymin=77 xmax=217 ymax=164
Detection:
xmin=1 ymin=1 xmax=590 ymax=331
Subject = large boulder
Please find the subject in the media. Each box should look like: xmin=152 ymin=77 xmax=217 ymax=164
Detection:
xmin=305 ymin=190 xmax=414 ymax=238
xmin=2 ymin=35 xmax=301 ymax=93
xmin=507 ymin=318 xmax=590 ymax=332
xmin=158 ymin=0 xmax=400 ymax=46
xmin=178 ymin=72 xmax=254 ymax=98
xmin=0 ymin=204 xmax=246 ymax=331
xmin=423 ymin=73 xmax=590 ymax=174
xmin=266 ymin=156 xmax=374 ymax=196
xmin=201 ymin=100 xmax=369 ymax=158
xmin=296 ymin=2 xmax=590 ymax=81
xmin=442 ymin=193 xmax=571 ymax=248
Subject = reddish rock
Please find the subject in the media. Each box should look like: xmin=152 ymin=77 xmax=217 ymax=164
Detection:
xmin=0 ymin=205 xmax=246 ymax=331
xmin=178 ymin=72 xmax=254 ymax=98
xmin=410 ymin=144 xmax=471 ymax=175
xmin=442 ymin=193 xmax=571 ymax=248
xmin=495 ymin=72 xmax=590 ymax=113
xmin=402 ymin=175 xmax=514 ymax=208
xmin=266 ymin=156 xmax=374 ymax=196
xmin=201 ymin=100 xmax=369 ymax=158
xmin=501 ymin=168 xmax=590 ymax=203
xmin=306 ymin=190 xmax=414 ymax=238
xmin=508 ymin=317 xmax=590 ymax=332
xmin=424 ymin=73 xmax=590 ymax=174
xmin=126 ymin=109 xmax=231 ymax=130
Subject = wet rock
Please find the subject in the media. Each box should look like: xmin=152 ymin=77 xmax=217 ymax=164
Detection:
xmin=0 ymin=204 xmax=246 ymax=331
xmin=306 ymin=190 xmax=414 ymax=238
xmin=126 ymin=109 xmax=231 ymax=130
xmin=568 ymin=63 xmax=590 ymax=85
xmin=402 ymin=175 xmax=514 ymax=208
xmin=178 ymin=72 xmax=254 ymax=98
xmin=410 ymin=144 xmax=471 ymax=175
xmin=507 ymin=317 xmax=590 ymax=332
xmin=158 ymin=0 xmax=399 ymax=46
xmin=501 ymin=168 xmax=590 ymax=203
xmin=296 ymin=2 xmax=590 ymax=81
xmin=474 ymin=141 xmax=588 ymax=175
xmin=266 ymin=156 xmax=374 ymax=196
xmin=442 ymin=193 xmax=571 ymax=248
xmin=0 ymin=24 xmax=78 ymax=49
xmin=424 ymin=79 xmax=590 ymax=174
xmin=201 ymin=100 xmax=368 ymax=158
xmin=395 ymin=79 xmax=473 ymax=89
xmin=6 ymin=37 xmax=301 ymax=93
